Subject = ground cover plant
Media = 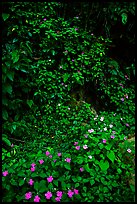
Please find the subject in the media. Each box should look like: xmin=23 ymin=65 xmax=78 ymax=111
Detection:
xmin=2 ymin=2 xmax=135 ymax=202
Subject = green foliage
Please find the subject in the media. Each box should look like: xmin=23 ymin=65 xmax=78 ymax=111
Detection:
xmin=2 ymin=1 xmax=135 ymax=202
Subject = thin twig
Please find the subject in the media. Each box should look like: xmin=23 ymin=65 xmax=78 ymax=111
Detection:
xmin=9 ymin=137 xmax=25 ymax=143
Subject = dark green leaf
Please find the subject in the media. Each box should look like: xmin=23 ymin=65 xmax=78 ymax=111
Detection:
xmin=2 ymin=13 xmax=10 ymax=21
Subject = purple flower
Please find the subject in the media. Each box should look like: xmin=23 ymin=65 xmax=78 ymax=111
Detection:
xmin=31 ymin=163 xmax=36 ymax=167
xmin=67 ymin=190 xmax=74 ymax=198
xmin=54 ymin=160 xmax=57 ymax=162
xmin=28 ymin=179 xmax=34 ymax=186
xmin=49 ymin=155 xmax=52 ymax=158
xmin=110 ymin=135 xmax=115 ymax=139
xmin=102 ymin=139 xmax=106 ymax=143
xmin=80 ymin=167 xmax=84 ymax=172
xmin=30 ymin=167 xmax=35 ymax=172
xmin=2 ymin=171 xmax=8 ymax=177
xmin=39 ymin=159 xmax=44 ymax=164
xmin=47 ymin=176 xmax=53 ymax=183
xmin=72 ymin=59 xmax=74 ymax=62
xmin=56 ymin=191 xmax=63 ymax=198
xmin=126 ymin=123 xmax=129 ymax=127
xmin=75 ymin=28 xmax=78 ymax=31
xmin=74 ymin=142 xmax=78 ymax=146
xmin=121 ymin=98 xmax=124 ymax=102
xmin=65 ymin=158 xmax=71 ymax=163
xmin=43 ymin=18 xmax=47 ymax=21
xmin=25 ymin=192 xmax=32 ymax=200
xmin=45 ymin=151 xmax=50 ymax=156
xmin=34 ymin=195 xmax=40 ymax=202
xmin=58 ymin=153 xmax=62 ymax=157
xmin=127 ymin=149 xmax=131 ymax=153
xmin=76 ymin=146 xmax=80 ymax=150
xmin=45 ymin=191 xmax=52 ymax=199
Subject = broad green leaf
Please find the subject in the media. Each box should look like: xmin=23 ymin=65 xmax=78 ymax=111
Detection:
xmin=121 ymin=13 xmax=127 ymax=24
xmin=83 ymin=186 xmax=87 ymax=192
xmin=12 ymin=50 xmax=19 ymax=63
xmin=53 ymin=180 xmax=58 ymax=187
xmin=2 ymin=13 xmax=10 ymax=21
xmin=107 ymin=151 xmax=115 ymax=163
xmin=63 ymin=73 xmax=70 ymax=83
xmin=39 ymin=173 xmax=47 ymax=178
xmin=75 ymin=183 xmax=79 ymax=188
xmin=2 ymin=137 xmax=11 ymax=146
xmin=64 ymin=163 xmax=71 ymax=170
xmin=90 ymin=179 xmax=95 ymax=186
xmin=27 ymin=100 xmax=33 ymax=108
xmin=98 ymin=160 xmax=109 ymax=172
xmin=5 ymin=84 xmax=12 ymax=94
xmin=19 ymin=179 xmax=25 ymax=186
xmin=39 ymin=180 xmax=47 ymax=193
xmin=34 ymin=181 xmax=39 ymax=191
xmin=7 ymin=71 xmax=14 ymax=81
xmin=72 ymin=177 xmax=77 ymax=182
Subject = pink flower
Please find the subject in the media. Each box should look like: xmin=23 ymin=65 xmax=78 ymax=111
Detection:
xmin=77 ymin=70 xmax=80 ymax=73
xmin=84 ymin=134 xmax=88 ymax=138
xmin=43 ymin=18 xmax=47 ymax=21
xmin=45 ymin=151 xmax=50 ymax=156
xmin=126 ymin=123 xmax=129 ymax=127
xmin=76 ymin=146 xmax=80 ymax=150
xmin=82 ymin=52 xmax=84 ymax=54
xmin=83 ymin=145 xmax=88 ymax=149
xmin=110 ymin=135 xmax=115 ymax=139
xmin=80 ymin=167 xmax=84 ymax=172
xmin=47 ymin=176 xmax=53 ymax=183
xmin=11 ymin=144 xmax=14 ymax=147
xmin=127 ymin=149 xmax=131 ymax=153
xmin=31 ymin=163 xmax=36 ymax=167
xmin=25 ymin=192 xmax=32 ymax=200
xmin=39 ymin=159 xmax=44 ymax=164
xmin=124 ymin=137 xmax=127 ymax=140
xmin=2 ymin=171 xmax=8 ymax=176
xmin=74 ymin=189 xmax=79 ymax=194
xmin=64 ymin=50 xmax=68 ymax=53
xmin=75 ymin=28 xmax=78 ymax=31
xmin=30 ymin=167 xmax=35 ymax=172
xmin=112 ymin=131 xmax=116 ymax=134
xmin=74 ymin=142 xmax=78 ymax=146
xmin=56 ymin=191 xmax=63 ymax=198
xmin=72 ymin=59 xmax=74 ymax=62
xmin=28 ymin=179 xmax=34 ymax=186
xmin=58 ymin=153 xmax=62 ymax=157
xmin=121 ymin=98 xmax=124 ymax=102
xmin=102 ymin=139 xmax=106 ymax=143
xmin=119 ymin=83 xmax=124 ymax=88
xmin=88 ymin=129 xmax=94 ymax=133
xmin=67 ymin=190 xmax=74 ymax=198
xmin=34 ymin=195 xmax=40 ymax=202
xmin=49 ymin=155 xmax=52 ymax=158
xmin=60 ymin=66 xmax=62 ymax=68
xmin=54 ymin=160 xmax=57 ymax=162
xmin=55 ymin=197 xmax=61 ymax=202
xmin=65 ymin=158 xmax=71 ymax=163
xmin=45 ymin=191 xmax=52 ymax=199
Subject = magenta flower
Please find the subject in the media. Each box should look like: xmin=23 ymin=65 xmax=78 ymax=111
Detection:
xmin=72 ymin=59 xmax=74 ymax=62
xmin=65 ymin=158 xmax=71 ymax=163
xmin=110 ymin=135 xmax=115 ymax=139
xmin=82 ymin=52 xmax=84 ymax=54
xmin=55 ymin=197 xmax=61 ymax=202
xmin=28 ymin=179 xmax=34 ymax=186
xmin=30 ymin=167 xmax=35 ymax=172
xmin=83 ymin=145 xmax=88 ymax=149
xmin=76 ymin=146 xmax=80 ymax=150
xmin=102 ymin=139 xmax=106 ymax=143
xmin=54 ymin=160 xmax=57 ymax=162
xmin=88 ymin=129 xmax=94 ymax=133
xmin=74 ymin=189 xmax=79 ymax=194
xmin=47 ymin=176 xmax=53 ymax=183
xmin=126 ymin=123 xmax=129 ymax=127
xmin=2 ymin=171 xmax=8 ymax=177
xmin=25 ymin=192 xmax=32 ymax=200
xmin=43 ymin=18 xmax=47 ymax=21
xmin=34 ymin=195 xmax=40 ymax=202
xmin=127 ymin=149 xmax=131 ymax=153
xmin=58 ymin=153 xmax=62 ymax=157
xmin=45 ymin=151 xmax=50 ymax=156
xmin=74 ymin=142 xmax=78 ymax=146
xmin=67 ymin=190 xmax=74 ymax=198
xmin=49 ymin=155 xmax=52 ymax=158
xmin=31 ymin=163 xmax=36 ymax=167
xmin=45 ymin=191 xmax=52 ymax=199
xmin=121 ymin=98 xmax=124 ymax=102
xmin=56 ymin=191 xmax=63 ymax=198
xmin=80 ymin=167 xmax=84 ymax=172
xmin=39 ymin=159 xmax=44 ymax=164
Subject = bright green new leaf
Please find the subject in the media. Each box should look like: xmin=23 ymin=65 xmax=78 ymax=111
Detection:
xmin=64 ymin=163 xmax=71 ymax=170
xmin=2 ymin=13 xmax=10 ymax=21
xmin=19 ymin=179 xmax=25 ymax=186
xmin=107 ymin=151 xmax=115 ymax=163
xmin=2 ymin=136 xmax=11 ymax=146
xmin=34 ymin=181 xmax=39 ymax=191
xmin=99 ymin=160 xmax=109 ymax=171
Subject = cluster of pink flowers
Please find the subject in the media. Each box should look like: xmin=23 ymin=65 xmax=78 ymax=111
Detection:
xmin=67 ymin=189 xmax=79 ymax=198
xmin=55 ymin=191 xmax=63 ymax=201
xmin=74 ymin=142 xmax=78 ymax=146
xmin=30 ymin=163 xmax=36 ymax=172
xmin=34 ymin=195 xmax=40 ymax=202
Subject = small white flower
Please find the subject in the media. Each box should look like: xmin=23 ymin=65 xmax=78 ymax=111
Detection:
xmin=24 ymin=177 xmax=26 ymax=180
xmin=104 ymin=123 xmax=106 ymax=126
xmin=121 ymin=118 xmax=123 ymax=120
xmin=100 ymin=130 xmax=102 ymax=132
xmin=104 ymin=127 xmax=107 ymax=131
xmin=65 ymin=85 xmax=67 ymax=87
xmin=113 ymin=113 xmax=116 ymax=116
xmin=88 ymin=155 xmax=92 ymax=159
xmin=58 ymin=104 xmax=61 ymax=106
xmin=68 ymin=107 xmax=70 ymax=110
xmin=127 ymin=149 xmax=131 ymax=153
xmin=49 ymin=59 xmax=51 ymax=61
xmin=94 ymin=117 xmax=97 ymax=120
xmin=100 ymin=117 xmax=104 ymax=121
xmin=83 ymin=145 xmax=88 ymax=149
xmin=109 ymin=124 xmax=113 ymax=128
